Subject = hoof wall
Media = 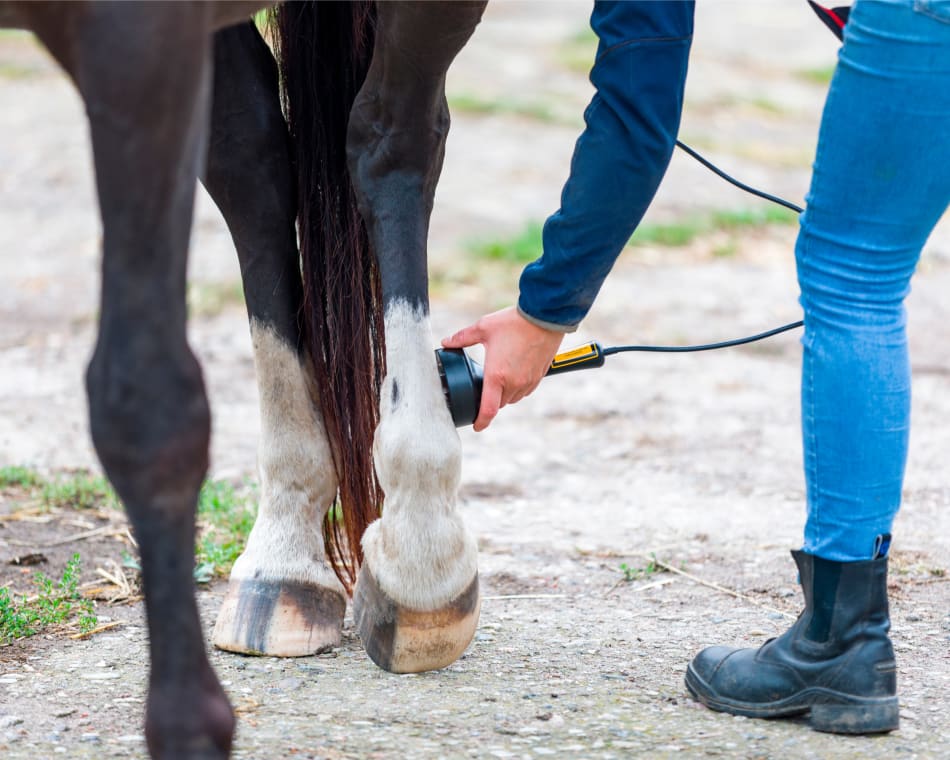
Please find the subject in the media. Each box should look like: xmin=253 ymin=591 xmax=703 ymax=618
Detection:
xmin=212 ymin=578 xmax=345 ymax=657
xmin=353 ymin=568 xmax=480 ymax=673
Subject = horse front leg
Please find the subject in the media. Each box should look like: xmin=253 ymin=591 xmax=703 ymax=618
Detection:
xmin=347 ymin=0 xmax=488 ymax=673
xmin=202 ymin=22 xmax=345 ymax=658
xmin=30 ymin=6 xmax=234 ymax=757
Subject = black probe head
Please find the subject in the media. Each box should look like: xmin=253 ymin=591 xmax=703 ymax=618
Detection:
xmin=435 ymin=348 xmax=483 ymax=427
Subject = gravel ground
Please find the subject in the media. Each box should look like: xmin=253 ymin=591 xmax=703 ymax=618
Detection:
xmin=1 ymin=3 xmax=949 ymax=758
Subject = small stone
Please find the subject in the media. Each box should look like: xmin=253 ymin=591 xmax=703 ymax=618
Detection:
xmin=82 ymin=671 xmax=119 ymax=681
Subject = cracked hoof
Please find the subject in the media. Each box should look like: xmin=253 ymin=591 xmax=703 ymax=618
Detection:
xmin=212 ymin=578 xmax=345 ymax=657
xmin=353 ymin=566 xmax=480 ymax=673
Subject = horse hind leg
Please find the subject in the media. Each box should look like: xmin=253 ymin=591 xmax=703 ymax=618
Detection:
xmin=31 ymin=6 xmax=234 ymax=757
xmin=202 ymin=22 xmax=345 ymax=657
xmin=347 ymin=1 xmax=487 ymax=673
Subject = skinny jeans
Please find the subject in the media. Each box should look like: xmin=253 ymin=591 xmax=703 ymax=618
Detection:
xmin=798 ymin=0 xmax=950 ymax=561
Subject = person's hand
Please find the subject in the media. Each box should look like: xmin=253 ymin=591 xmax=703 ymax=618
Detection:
xmin=442 ymin=306 xmax=564 ymax=431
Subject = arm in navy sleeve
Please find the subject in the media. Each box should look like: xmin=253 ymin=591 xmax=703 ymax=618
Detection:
xmin=517 ymin=0 xmax=695 ymax=332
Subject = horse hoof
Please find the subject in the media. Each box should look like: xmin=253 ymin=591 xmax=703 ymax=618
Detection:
xmin=353 ymin=566 xmax=480 ymax=673
xmin=212 ymin=578 xmax=345 ymax=657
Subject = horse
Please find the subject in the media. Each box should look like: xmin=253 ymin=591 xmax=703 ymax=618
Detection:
xmin=1 ymin=1 xmax=488 ymax=757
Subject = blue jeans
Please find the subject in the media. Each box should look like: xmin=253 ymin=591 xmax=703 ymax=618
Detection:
xmin=798 ymin=0 xmax=950 ymax=561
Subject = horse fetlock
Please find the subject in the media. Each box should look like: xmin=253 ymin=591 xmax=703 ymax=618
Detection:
xmin=360 ymin=512 xmax=478 ymax=611
xmin=374 ymin=417 xmax=461 ymax=495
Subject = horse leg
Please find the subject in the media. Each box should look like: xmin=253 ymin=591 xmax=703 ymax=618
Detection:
xmin=347 ymin=0 xmax=488 ymax=673
xmin=202 ymin=22 xmax=345 ymax=658
xmin=30 ymin=7 xmax=233 ymax=757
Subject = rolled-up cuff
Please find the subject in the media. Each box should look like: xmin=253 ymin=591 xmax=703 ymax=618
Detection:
xmin=517 ymin=304 xmax=579 ymax=334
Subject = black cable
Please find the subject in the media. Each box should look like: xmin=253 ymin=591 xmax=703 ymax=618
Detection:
xmin=602 ymin=319 xmax=803 ymax=356
xmin=596 ymin=139 xmax=806 ymax=355
xmin=675 ymin=140 xmax=805 ymax=215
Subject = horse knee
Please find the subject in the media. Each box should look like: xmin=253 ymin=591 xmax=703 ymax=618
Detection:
xmin=86 ymin=342 xmax=210 ymax=508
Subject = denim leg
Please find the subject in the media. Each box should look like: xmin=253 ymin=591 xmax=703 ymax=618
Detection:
xmin=797 ymin=0 xmax=950 ymax=561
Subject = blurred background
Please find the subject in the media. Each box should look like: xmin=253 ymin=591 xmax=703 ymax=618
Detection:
xmin=1 ymin=0 xmax=949 ymax=566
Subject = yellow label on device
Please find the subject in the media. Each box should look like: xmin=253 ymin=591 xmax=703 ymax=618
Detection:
xmin=552 ymin=343 xmax=598 ymax=367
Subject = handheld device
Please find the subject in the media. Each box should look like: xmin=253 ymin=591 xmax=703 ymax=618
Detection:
xmin=435 ymin=342 xmax=605 ymax=427
xmin=434 ymin=138 xmax=809 ymax=428
xmin=435 ymin=319 xmax=803 ymax=427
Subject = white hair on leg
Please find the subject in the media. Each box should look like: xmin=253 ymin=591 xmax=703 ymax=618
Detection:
xmin=361 ymin=299 xmax=478 ymax=610
xmin=213 ymin=320 xmax=345 ymax=657
xmin=228 ymin=320 xmax=343 ymax=592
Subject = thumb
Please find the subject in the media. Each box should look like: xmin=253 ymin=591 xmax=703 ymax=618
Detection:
xmin=441 ymin=322 xmax=483 ymax=349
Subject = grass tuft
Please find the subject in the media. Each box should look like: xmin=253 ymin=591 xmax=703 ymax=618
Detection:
xmin=464 ymin=206 xmax=798 ymax=271
xmin=556 ymin=26 xmax=597 ymax=76
xmin=795 ymin=65 xmax=836 ymax=86
xmin=41 ymin=472 xmax=117 ymax=511
xmin=448 ymin=93 xmax=566 ymax=125
xmin=630 ymin=206 xmax=798 ymax=248
xmin=619 ymin=554 xmax=664 ymax=583
xmin=194 ymin=479 xmax=258 ymax=582
xmin=0 ymin=465 xmax=42 ymax=489
xmin=0 ymin=553 xmax=97 ymax=644
xmin=187 ymin=280 xmax=246 ymax=318
xmin=465 ymin=222 xmax=545 ymax=265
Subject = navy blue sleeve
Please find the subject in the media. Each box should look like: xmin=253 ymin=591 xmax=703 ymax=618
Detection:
xmin=517 ymin=0 xmax=695 ymax=331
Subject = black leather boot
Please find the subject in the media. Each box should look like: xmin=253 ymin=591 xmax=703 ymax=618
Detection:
xmin=685 ymin=550 xmax=898 ymax=734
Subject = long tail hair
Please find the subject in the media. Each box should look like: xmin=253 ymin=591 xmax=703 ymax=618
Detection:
xmin=271 ymin=1 xmax=383 ymax=593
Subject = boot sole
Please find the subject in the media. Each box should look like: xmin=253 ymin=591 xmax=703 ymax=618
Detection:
xmin=685 ymin=663 xmax=899 ymax=734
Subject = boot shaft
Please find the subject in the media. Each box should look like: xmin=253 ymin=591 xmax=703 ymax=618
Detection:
xmin=794 ymin=550 xmax=891 ymax=648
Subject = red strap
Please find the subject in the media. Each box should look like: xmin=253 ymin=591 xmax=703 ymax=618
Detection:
xmin=807 ymin=0 xmax=850 ymax=41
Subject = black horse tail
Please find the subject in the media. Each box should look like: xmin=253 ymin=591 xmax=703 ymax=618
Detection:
xmin=271 ymin=1 xmax=382 ymax=594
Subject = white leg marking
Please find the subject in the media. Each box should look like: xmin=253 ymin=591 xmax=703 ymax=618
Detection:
xmin=361 ymin=300 xmax=478 ymax=610
xmin=227 ymin=320 xmax=343 ymax=596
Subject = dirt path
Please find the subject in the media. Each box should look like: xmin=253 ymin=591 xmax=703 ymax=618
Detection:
xmin=2 ymin=3 xmax=949 ymax=758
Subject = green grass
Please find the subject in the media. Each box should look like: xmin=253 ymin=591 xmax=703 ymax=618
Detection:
xmin=619 ymin=554 xmax=664 ymax=583
xmin=464 ymin=206 xmax=798 ymax=269
xmin=466 ymin=222 xmax=544 ymax=265
xmin=630 ymin=206 xmax=799 ymax=248
xmin=630 ymin=218 xmax=706 ymax=247
xmin=41 ymin=472 xmax=118 ymax=510
xmin=0 ymin=465 xmax=42 ymax=489
xmin=448 ymin=93 xmax=566 ymax=125
xmin=556 ymin=26 xmax=597 ymax=76
xmin=1 ymin=466 xmax=119 ymax=510
xmin=1 ymin=466 xmax=258 ymax=583
xmin=187 ymin=280 xmax=246 ymax=318
xmin=795 ymin=65 xmax=836 ymax=86
xmin=194 ymin=479 xmax=258 ymax=582
xmin=0 ymin=554 xmax=97 ymax=645
xmin=745 ymin=95 xmax=789 ymax=116
xmin=0 ymin=62 xmax=39 ymax=80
